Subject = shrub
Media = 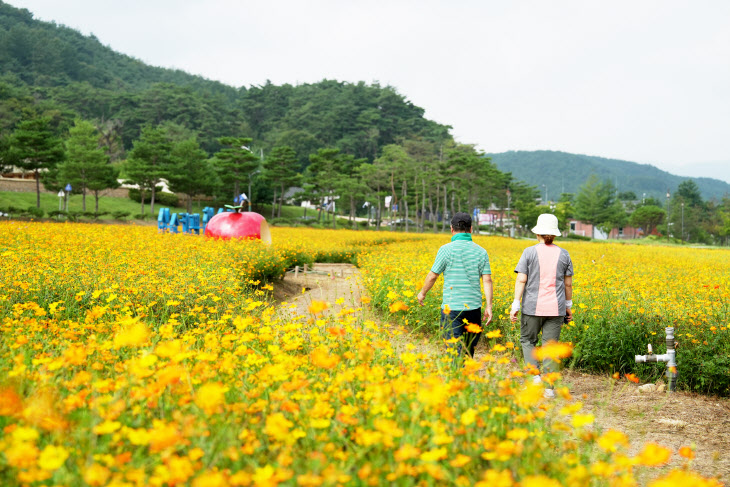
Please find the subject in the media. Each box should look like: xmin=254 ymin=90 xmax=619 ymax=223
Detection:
xmin=134 ymin=213 xmax=150 ymax=220
xmin=565 ymin=233 xmax=591 ymax=241
xmin=112 ymin=211 xmax=131 ymax=220
xmin=24 ymin=206 xmax=44 ymax=219
xmin=48 ymin=210 xmax=67 ymax=219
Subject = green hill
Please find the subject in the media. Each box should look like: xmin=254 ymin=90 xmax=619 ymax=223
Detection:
xmin=487 ymin=150 xmax=730 ymax=202
xmin=0 ymin=1 xmax=451 ymax=162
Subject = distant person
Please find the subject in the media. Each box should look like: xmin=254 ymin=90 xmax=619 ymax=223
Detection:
xmin=417 ymin=212 xmax=493 ymax=366
xmin=510 ymin=213 xmax=573 ymax=398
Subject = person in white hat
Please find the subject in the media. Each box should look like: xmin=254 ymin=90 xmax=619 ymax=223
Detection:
xmin=509 ymin=213 xmax=574 ymax=398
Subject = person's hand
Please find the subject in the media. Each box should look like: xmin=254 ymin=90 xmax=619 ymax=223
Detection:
xmin=417 ymin=291 xmax=426 ymax=306
xmin=483 ymin=307 xmax=493 ymax=326
xmin=510 ymin=309 xmax=520 ymax=323
xmin=565 ymin=307 xmax=573 ymax=323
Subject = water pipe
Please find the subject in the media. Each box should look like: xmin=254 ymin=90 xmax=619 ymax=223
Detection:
xmin=634 ymin=327 xmax=677 ymax=391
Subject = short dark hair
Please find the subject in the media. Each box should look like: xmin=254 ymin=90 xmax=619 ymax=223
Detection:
xmin=451 ymin=212 xmax=472 ymax=232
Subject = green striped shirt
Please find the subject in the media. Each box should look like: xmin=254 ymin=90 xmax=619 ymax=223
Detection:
xmin=431 ymin=238 xmax=491 ymax=311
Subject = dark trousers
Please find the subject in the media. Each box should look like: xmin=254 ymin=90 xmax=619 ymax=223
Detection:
xmin=441 ymin=307 xmax=482 ymax=366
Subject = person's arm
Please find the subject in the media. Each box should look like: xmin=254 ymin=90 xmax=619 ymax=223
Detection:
xmin=417 ymin=271 xmax=439 ymax=306
xmin=509 ymin=272 xmax=528 ymax=323
xmin=564 ymin=275 xmax=573 ymax=321
xmin=482 ymin=274 xmax=493 ymax=325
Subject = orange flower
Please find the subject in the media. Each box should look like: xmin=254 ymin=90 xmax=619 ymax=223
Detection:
xmin=625 ymin=373 xmax=640 ymax=383
xmin=307 ymin=300 xmax=329 ymax=315
xmin=389 ymin=301 xmax=409 ymax=313
xmin=0 ymin=386 xmax=23 ymax=417
xmin=678 ymin=446 xmax=695 ymax=460
xmin=310 ymin=346 xmax=340 ymax=369
xmin=466 ymin=322 xmax=483 ymax=333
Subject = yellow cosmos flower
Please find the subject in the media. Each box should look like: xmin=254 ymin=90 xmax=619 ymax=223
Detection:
xmin=571 ymin=414 xmax=595 ymax=428
xmin=195 ymin=382 xmax=229 ymax=414
xmin=265 ymin=413 xmax=293 ymax=442
xmin=460 ymin=408 xmax=478 ymax=426
xmin=521 ymin=475 xmax=562 ymax=487
xmin=420 ymin=447 xmax=448 ymax=462
xmin=93 ymin=420 xmax=121 ymax=435
xmin=635 ymin=443 xmax=672 ymax=466
xmin=113 ymin=320 xmax=150 ymax=348
xmin=648 ymin=470 xmax=722 ymax=487
xmin=533 ymin=341 xmax=574 ymax=362
xmin=38 ymin=445 xmax=69 ymax=471
xmin=84 ymin=464 xmax=111 ymax=487
xmin=597 ymin=430 xmax=629 ymax=452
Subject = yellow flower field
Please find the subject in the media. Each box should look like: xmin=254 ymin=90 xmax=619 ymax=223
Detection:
xmin=358 ymin=233 xmax=730 ymax=394
xmin=0 ymin=222 xmax=724 ymax=485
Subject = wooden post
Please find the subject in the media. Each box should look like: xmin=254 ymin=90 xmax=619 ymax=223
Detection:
xmin=294 ymin=266 xmax=299 ymax=278
xmin=303 ymin=264 xmax=308 ymax=274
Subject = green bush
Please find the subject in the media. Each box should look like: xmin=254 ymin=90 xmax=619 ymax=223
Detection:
xmin=565 ymin=233 xmax=591 ymax=241
xmin=24 ymin=206 xmax=45 ymax=219
xmin=67 ymin=211 xmax=82 ymax=222
xmin=48 ymin=210 xmax=67 ymax=219
xmin=112 ymin=211 xmax=131 ymax=220
xmin=269 ymin=217 xmax=294 ymax=226
xmin=128 ymin=188 xmax=180 ymax=207
xmin=134 ymin=213 xmax=150 ymax=220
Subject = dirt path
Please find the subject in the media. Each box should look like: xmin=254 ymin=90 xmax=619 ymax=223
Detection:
xmin=273 ymin=263 xmax=730 ymax=482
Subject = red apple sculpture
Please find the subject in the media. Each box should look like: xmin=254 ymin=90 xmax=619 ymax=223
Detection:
xmin=204 ymin=212 xmax=271 ymax=243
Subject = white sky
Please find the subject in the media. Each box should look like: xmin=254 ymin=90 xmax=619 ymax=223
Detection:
xmin=10 ymin=0 xmax=730 ymax=183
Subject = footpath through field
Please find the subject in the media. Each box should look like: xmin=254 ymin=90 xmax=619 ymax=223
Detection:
xmin=273 ymin=263 xmax=730 ymax=481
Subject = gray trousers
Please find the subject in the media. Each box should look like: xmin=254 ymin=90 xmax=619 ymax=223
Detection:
xmin=520 ymin=314 xmax=563 ymax=373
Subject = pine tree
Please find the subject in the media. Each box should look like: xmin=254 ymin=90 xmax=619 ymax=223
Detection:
xmin=167 ymin=137 xmax=213 ymax=212
xmin=212 ymin=137 xmax=259 ymax=203
xmin=262 ymin=146 xmax=301 ymax=218
xmin=125 ymin=125 xmax=173 ymax=215
xmin=8 ymin=116 xmax=65 ymax=208
xmin=60 ymin=119 xmax=111 ymax=212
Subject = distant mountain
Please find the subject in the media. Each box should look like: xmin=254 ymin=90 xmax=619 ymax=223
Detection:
xmin=487 ymin=150 xmax=730 ymax=202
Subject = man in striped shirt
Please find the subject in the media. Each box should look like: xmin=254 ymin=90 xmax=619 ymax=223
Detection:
xmin=417 ymin=212 xmax=493 ymax=365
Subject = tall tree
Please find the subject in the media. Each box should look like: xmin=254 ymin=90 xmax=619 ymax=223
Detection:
xmin=86 ymin=161 xmax=120 ymax=215
xmin=125 ymin=125 xmax=173 ymax=215
xmin=7 ymin=116 xmax=65 ymax=207
xmin=629 ymin=205 xmax=665 ymax=236
xmin=212 ymin=137 xmax=260 ymax=202
xmin=262 ymin=146 xmax=301 ymax=218
xmin=574 ymin=175 xmax=625 ymax=238
xmin=59 ymin=119 xmax=110 ymax=212
xmin=305 ymin=148 xmax=345 ymax=228
xmin=167 ymin=137 xmax=213 ymax=212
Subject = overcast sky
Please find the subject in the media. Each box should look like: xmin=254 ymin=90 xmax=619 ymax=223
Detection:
xmin=10 ymin=0 xmax=730 ymax=183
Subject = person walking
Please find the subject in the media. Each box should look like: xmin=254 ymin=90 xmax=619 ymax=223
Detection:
xmin=510 ymin=213 xmax=573 ymax=398
xmin=417 ymin=212 xmax=493 ymax=366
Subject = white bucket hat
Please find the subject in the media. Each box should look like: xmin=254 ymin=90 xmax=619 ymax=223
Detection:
xmin=531 ymin=213 xmax=562 ymax=237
